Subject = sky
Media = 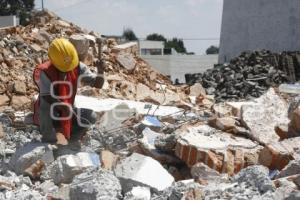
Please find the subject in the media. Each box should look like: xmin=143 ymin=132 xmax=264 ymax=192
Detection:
xmin=34 ymin=0 xmax=223 ymax=55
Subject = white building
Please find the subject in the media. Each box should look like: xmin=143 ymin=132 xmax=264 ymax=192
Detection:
xmin=142 ymin=54 xmax=218 ymax=83
xmin=138 ymin=40 xmax=218 ymax=83
xmin=0 ymin=15 xmax=19 ymax=28
xmin=138 ymin=40 xmax=164 ymax=55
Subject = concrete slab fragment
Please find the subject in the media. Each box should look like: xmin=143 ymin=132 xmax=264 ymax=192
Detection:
xmin=241 ymin=88 xmax=289 ymax=145
xmin=43 ymin=152 xmax=100 ymax=184
xmin=114 ymin=153 xmax=174 ymax=192
xmin=74 ymin=95 xmax=183 ymax=116
xmin=69 ymin=169 xmax=122 ymax=200
xmin=175 ymin=125 xmax=262 ymax=174
xmin=9 ymin=142 xmax=54 ymax=175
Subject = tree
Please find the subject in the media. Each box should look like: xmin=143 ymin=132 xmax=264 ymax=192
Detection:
xmin=122 ymin=28 xmax=138 ymax=41
xmin=146 ymin=33 xmax=166 ymax=42
xmin=165 ymin=38 xmax=187 ymax=54
xmin=0 ymin=0 xmax=35 ymax=25
xmin=206 ymin=45 xmax=219 ymax=54
xmin=146 ymin=33 xmax=188 ymax=54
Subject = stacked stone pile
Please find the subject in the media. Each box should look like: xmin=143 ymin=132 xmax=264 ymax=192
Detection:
xmin=185 ymin=50 xmax=300 ymax=102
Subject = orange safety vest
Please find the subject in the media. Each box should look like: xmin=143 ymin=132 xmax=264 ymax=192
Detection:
xmin=33 ymin=61 xmax=79 ymax=139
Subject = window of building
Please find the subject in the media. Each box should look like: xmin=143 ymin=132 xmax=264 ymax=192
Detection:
xmin=141 ymin=48 xmax=162 ymax=55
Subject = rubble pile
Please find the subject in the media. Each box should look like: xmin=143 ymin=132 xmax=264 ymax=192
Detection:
xmin=0 ymin=10 xmax=300 ymax=200
xmin=185 ymin=50 xmax=300 ymax=101
xmin=0 ymin=10 xmax=190 ymax=112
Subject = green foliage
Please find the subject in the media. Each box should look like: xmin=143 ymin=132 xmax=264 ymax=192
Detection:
xmin=206 ymin=45 xmax=219 ymax=54
xmin=146 ymin=33 xmax=189 ymax=54
xmin=0 ymin=0 xmax=35 ymax=25
xmin=146 ymin=33 xmax=167 ymax=42
xmin=122 ymin=28 xmax=138 ymax=41
xmin=165 ymin=38 xmax=187 ymax=54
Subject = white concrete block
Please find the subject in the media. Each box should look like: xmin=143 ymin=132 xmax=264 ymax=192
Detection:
xmin=74 ymin=95 xmax=182 ymax=116
xmin=115 ymin=153 xmax=174 ymax=192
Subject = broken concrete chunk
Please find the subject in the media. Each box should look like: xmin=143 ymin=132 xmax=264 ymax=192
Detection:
xmin=259 ymin=143 xmax=293 ymax=171
xmin=112 ymin=42 xmax=138 ymax=54
xmin=0 ymin=113 xmax=12 ymax=126
xmin=259 ymin=137 xmax=300 ymax=170
xmin=47 ymin=184 xmax=70 ymax=200
xmin=74 ymin=95 xmax=182 ymax=117
xmin=114 ymin=153 xmax=174 ymax=193
xmin=212 ymin=103 xmax=233 ymax=117
xmin=290 ymin=108 xmax=300 ymax=134
xmin=154 ymin=180 xmax=202 ymax=200
xmin=11 ymin=95 xmax=31 ymax=110
xmin=241 ymin=88 xmax=289 ymax=145
xmin=139 ymin=128 xmax=162 ymax=151
xmin=293 ymin=175 xmax=300 ymax=189
xmin=13 ymin=81 xmax=27 ymax=95
xmin=9 ymin=142 xmax=54 ymax=175
xmin=136 ymin=83 xmax=153 ymax=101
xmin=191 ymin=162 xmax=222 ymax=184
xmin=189 ymin=83 xmax=206 ymax=97
xmin=154 ymin=133 xmax=177 ymax=154
xmin=288 ymin=95 xmax=300 ymax=119
xmin=276 ymin=159 xmax=300 ymax=178
xmin=226 ymin=101 xmax=255 ymax=118
xmin=116 ymin=52 xmax=137 ymax=71
xmin=273 ymin=176 xmax=298 ymax=193
xmin=24 ymin=160 xmax=45 ymax=179
xmin=210 ymin=117 xmax=236 ymax=131
xmin=0 ymin=95 xmax=10 ymax=107
xmin=277 ymin=186 xmax=300 ymax=199
xmin=43 ymin=152 xmax=100 ymax=184
xmin=275 ymin=123 xmax=290 ymax=139
xmin=30 ymin=43 xmax=42 ymax=52
xmin=175 ymin=125 xmax=262 ymax=174
xmin=138 ymin=128 xmax=180 ymax=164
xmin=182 ymin=187 xmax=202 ymax=200
xmin=234 ymin=165 xmax=275 ymax=194
xmin=4 ymin=188 xmax=44 ymax=200
xmin=37 ymin=180 xmax=58 ymax=196
xmin=99 ymin=103 xmax=136 ymax=130
xmin=69 ymin=169 xmax=122 ymax=200
xmin=0 ymin=125 xmax=4 ymax=139
xmin=124 ymin=186 xmax=151 ymax=200
xmin=69 ymin=34 xmax=90 ymax=60
xmin=0 ymin=175 xmax=16 ymax=190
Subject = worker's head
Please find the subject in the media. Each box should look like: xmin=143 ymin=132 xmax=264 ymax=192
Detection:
xmin=48 ymin=38 xmax=79 ymax=72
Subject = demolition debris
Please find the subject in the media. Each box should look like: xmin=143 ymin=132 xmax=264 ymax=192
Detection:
xmin=0 ymin=10 xmax=300 ymax=200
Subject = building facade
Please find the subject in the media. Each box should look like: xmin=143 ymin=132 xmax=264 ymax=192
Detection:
xmin=219 ymin=0 xmax=300 ymax=63
xmin=138 ymin=40 xmax=164 ymax=55
xmin=0 ymin=15 xmax=19 ymax=28
xmin=137 ymin=40 xmax=217 ymax=83
xmin=142 ymin=54 xmax=218 ymax=83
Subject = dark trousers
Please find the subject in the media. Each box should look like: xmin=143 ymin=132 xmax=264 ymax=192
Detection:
xmin=45 ymin=107 xmax=96 ymax=142
xmin=70 ymin=108 xmax=96 ymax=141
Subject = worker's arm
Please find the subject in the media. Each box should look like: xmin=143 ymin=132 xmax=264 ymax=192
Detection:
xmin=79 ymin=62 xmax=104 ymax=89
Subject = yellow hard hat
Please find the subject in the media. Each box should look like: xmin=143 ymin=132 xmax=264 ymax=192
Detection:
xmin=48 ymin=38 xmax=79 ymax=72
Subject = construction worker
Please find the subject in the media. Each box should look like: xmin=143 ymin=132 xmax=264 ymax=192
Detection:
xmin=33 ymin=38 xmax=103 ymax=145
